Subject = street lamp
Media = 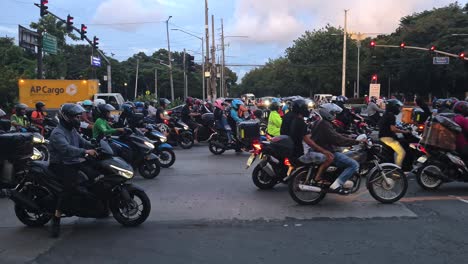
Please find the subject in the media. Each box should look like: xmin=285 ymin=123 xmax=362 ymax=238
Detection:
xmin=171 ymin=28 xmax=205 ymax=100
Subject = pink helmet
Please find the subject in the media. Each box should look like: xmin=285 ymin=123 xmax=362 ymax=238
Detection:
xmin=214 ymin=99 xmax=225 ymax=110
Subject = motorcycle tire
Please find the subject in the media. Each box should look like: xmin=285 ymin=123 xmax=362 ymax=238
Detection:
xmin=287 ymin=168 xmax=326 ymax=205
xmin=416 ymin=164 xmax=443 ymax=190
xmin=138 ymin=160 xmax=161 ymax=179
xmin=14 ymin=185 xmax=52 ymax=227
xmin=158 ymin=148 xmax=176 ymax=168
xmin=208 ymin=139 xmax=225 ymax=155
xmin=110 ymin=188 xmax=151 ymax=227
xmin=252 ymin=164 xmax=277 ymax=190
xmin=35 ymin=144 xmax=49 ymax=162
xmin=367 ymin=165 xmax=408 ymax=204
xmin=179 ymin=131 xmax=194 ymax=149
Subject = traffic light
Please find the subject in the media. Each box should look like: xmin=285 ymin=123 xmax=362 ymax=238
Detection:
xmin=371 ymin=74 xmax=378 ymax=83
xmin=430 ymin=46 xmax=436 ymax=52
xmin=187 ymin=55 xmax=195 ymax=72
xmin=40 ymin=0 xmax=48 ymax=17
xmin=400 ymin=42 xmax=406 ymax=49
xmin=460 ymin=52 xmax=466 ymax=60
xmin=370 ymin=40 xmax=376 ymax=49
xmin=80 ymin=24 xmax=87 ymax=40
xmin=66 ymin=14 xmax=74 ymax=33
xmin=93 ymin=36 xmax=99 ymax=49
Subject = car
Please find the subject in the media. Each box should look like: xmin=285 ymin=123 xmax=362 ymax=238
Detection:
xmin=256 ymin=96 xmax=275 ymax=109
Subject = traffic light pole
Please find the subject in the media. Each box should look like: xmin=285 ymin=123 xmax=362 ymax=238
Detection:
xmin=374 ymin=44 xmax=467 ymax=60
xmin=183 ymin=49 xmax=187 ymax=98
xmin=37 ymin=29 xmax=43 ymax=79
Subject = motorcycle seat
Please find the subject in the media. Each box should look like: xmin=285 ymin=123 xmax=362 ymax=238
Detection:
xmin=31 ymin=161 xmax=62 ymax=181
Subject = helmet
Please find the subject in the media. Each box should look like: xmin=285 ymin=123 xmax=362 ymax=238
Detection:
xmin=331 ymin=96 xmax=337 ymax=102
xmin=444 ymin=97 xmax=458 ymax=110
xmin=94 ymin=99 xmax=106 ymax=106
xmin=15 ymin=103 xmax=28 ymax=114
xmin=370 ymin=96 xmax=377 ymax=103
xmin=195 ymin=99 xmax=202 ymax=106
xmin=159 ymin=98 xmax=171 ymax=107
xmin=385 ymin=99 xmax=403 ymax=115
xmin=335 ymin=95 xmax=348 ymax=103
xmin=454 ymin=101 xmax=468 ymax=116
xmin=35 ymin=101 xmax=45 ymax=109
xmin=82 ymin=100 xmax=93 ymax=107
xmin=291 ymin=99 xmax=309 ymax=117
xmin=433 ymin=99 xmax=444 ymax=110
xmin=96 ymin=104 xmax=115 ymax=118
xmin=121 ymin=103 xmax=135 ymax=114
xmin=144 ymin=101 xmax=150 ymax=107
xmin=185 ymin=97 xmax=194 ymax=106
xmin=231 ymin=99 xmax=244 ymax=110
xmin=318 ymin=103 xmax=343 ymax=121
xmin=58 ymin=103 xmax=85 ymax=129
xmin=0 ymin=109 xmax=6 ymax=117
xmin=214 ymin=99 xmax=225 ymax=110
xmin=269 ymin=98 xmax=281 ymax=111
xmin=156 ymin=123 xmax=169 ymax=134
xmin=135 ymin=101 xmax=144 ymax=108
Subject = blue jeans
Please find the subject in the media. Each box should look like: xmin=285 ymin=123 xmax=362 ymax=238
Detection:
xmin=333 ymin=152 xmax=359 ymax=185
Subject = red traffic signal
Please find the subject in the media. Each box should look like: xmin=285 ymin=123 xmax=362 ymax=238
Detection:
xmin=430 ymin=46 xmax=436 ymax=52
xmin=371 ymin=74 xmax=378 ymax=83
xmin=66 ymin=15 xmax=74 ymax=32
xmin=40 ymin=0 xmax=49 ymax=17
xmin=400 ymin=42 xmax=406 ymax=49
xmin=370 ymin=40 xmax=376 ymax=48
xmin=460 ymin=52 xmax=466 ymax=60
xmin=80 ymin=24 xmax=87 ymax=40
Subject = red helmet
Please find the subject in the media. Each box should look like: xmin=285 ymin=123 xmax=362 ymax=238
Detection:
xmin=185 ymin=97 xmax=194 ymax=106
xmin=195 ymin=99 xmax=202 ymax=105
xmin=453 ymin=101 xmax=468 ymax=116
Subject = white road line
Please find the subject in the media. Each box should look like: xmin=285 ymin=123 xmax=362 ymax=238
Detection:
xmin=449 ymin=195 xmax=468 ymax=204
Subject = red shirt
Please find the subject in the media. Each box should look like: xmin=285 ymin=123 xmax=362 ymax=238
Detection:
xmin=453 ymin=115 xmax=468 ymax=151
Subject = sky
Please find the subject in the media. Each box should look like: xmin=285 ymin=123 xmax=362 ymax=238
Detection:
xmin=1 ymin=0 xmax=465 ymax=81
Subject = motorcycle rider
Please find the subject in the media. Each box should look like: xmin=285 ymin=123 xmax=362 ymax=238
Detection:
xmin=414 ymin=96 xmax=431 ymax=122
xmin=313 ymin=103 xmax=366 ymax=193
xmin=452 ymin=101 xmax=468 ymax=162
xmin=366 ymin=96 xmax=384 ymax=126
xmin=147 ymin=101 xmax=157 ymax=118
xmin=181 ymin=97 xmax=202 ymax=139
xmin=31 ymin=102 xmax=47 ymax=135
xmin=214 ymin=99 xmax=234 ymax=143
xmin=378 ymin=99 xmax=411 ymax=168
xmin=333 ymin=95 xmax=363 ymax=132
xmin=10 ymin=103 xmax=30 ymax=132
xmin=267 ymin=98 xmax=282 ymax=137
xmin=48 ymin=103 xmax=98 ymax=237
xmin=81 ymin=100 xmax=94 ymax=129
xmin=155 ymin=98 xmax=171 ymax=124
xmin=285 ymin=99 xmax=334 ymax=185
xmin=92 ymin=104 xmax=125 ymax=139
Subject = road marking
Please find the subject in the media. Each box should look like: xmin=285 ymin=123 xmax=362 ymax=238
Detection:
xmin=449 ymin=195 xmax=468 ymax=204
xmin=357 ymin=195 xmax=468 ymax=203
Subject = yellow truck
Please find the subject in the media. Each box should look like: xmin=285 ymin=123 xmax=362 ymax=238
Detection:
xmin=18 ymin=79 xmax=125 ymax=110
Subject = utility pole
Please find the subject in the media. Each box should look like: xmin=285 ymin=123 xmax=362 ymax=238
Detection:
xmin=155 ymin=68 xmax=158 ymax=98
xmin=205 ymin=0 xmax=211 ymax=101
xmin=183 ymin=48 xmax=187 ymax=98
xmin=166 ymin=16 xmax=174 ymax=102
xmin=221 ymin=18 xmax=226 ymax=98
xmin=356 ymin=40 xmax=361 ymax=98
xmin=37 ymin=29 xmax=43 ymax=79
xmin=341 ymin=9 xmax=348 ymax=97
xmin=134 ymin=58 xmax=139 ymax=99
xmin=210 ymin=14 xmax=217 ymax=100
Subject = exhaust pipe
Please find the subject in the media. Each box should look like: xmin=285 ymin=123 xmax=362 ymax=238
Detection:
xmin=8 ymin=190 xmax=41 ymax=212
xmin=298 ymin=184 xmax=322 ymax=193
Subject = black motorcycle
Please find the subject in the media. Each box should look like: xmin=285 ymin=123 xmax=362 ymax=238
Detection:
xmin=109 ymin=129 xmax=161 ymax=179
xmin=245 ymin=135 xmax=295 ymax=189
xmin=162 ymin=117 xmax=194 ymax=149
xmin=194 ymin=113 xmax=217 ymax=142
xmin=209 ymin=120 xmax=261 ymax=155
xmin=288 ymin=136 xmax=408 ymax=205
xmin=8 ymin=138 xmax=151 ymax=228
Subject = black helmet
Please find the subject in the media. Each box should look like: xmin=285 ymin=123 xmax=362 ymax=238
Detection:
xmin=269 ymin=101 xmax=280 ymax=111
xmin=15 ymin=103 xmax=28 ymax=115
xmin=291 ymin=99 xmax=309 ymax=117
xmin=385 ymin=99 xmax=403 ymax=115
xmin=159 ymin=98 xmax=171 ymax=107
xmin=432 ymin=99 xmax=444 ymax=110
xmin=58 ymin=103 xmax=85 ymax=129
xmin=35 ymin=101 xmax=45 ymax=110
xmin=96 ymin=104 xmax=115 ymax=118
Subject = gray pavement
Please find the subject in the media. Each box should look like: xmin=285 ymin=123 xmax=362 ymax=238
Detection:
xmin=0 ymin=144 xmax=467 ymax=263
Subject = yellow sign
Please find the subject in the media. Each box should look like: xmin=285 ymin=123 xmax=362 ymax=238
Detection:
xmin=19 ymin=79 xmax=99 ymax=109
xmin=145 ymin=90 xmax=150 ymax=95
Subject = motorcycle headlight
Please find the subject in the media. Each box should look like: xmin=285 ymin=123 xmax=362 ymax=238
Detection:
xmin=308 ymin=102 xmax=315 ymax=108
xmin=160 ymin=136 xmax=167 ymax=143
xmin=264 ymin=100 xmax=271 ymax=106
xmin=144 ymin=141 xmax=155 ymax=149
xmin=31 ymin=148 xmax=43 ymax=160
xmin=33 ymin=136 xmax=45 ymax=143
xmin=183 ymin=125 xmax=189 ymax=130
xmin=110 ymin=165 xmax=134 ymax=179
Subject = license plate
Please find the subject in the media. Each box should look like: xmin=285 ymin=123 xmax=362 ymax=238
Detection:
xmin=246 ymin=154 xmax=257 ymax=169
xmin=417 ymin=156 xmax=427 ymax=163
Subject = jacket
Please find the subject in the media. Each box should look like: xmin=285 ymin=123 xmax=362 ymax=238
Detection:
xmin=49 ymin=123 xmax=93 ymax=165
xmin=312 ymin=120 xmax=357 ymax=152
xmin=93 ymin=117 xmax=117 ymax=139
xmin=267 ymin=110 xmax=282 ymax=136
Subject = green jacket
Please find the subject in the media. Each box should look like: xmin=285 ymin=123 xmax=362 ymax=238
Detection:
xmin=92 ymin=118 xmax=117 ymax=139
xmin=267 ymin=111 xmax=282 ymax=137
xmin=10 ymin=114 xmax=29 ymax=129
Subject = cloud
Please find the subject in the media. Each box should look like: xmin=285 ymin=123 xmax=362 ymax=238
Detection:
xmin=0 ymin=26 xmax=17 ymax=35
xmin=230 ymin=0 xmax=455 ymax=44
xmin=92 ymin=0 xmax=164 ymax=32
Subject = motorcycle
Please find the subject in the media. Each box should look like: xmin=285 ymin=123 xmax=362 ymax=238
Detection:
xmin=287 ymin=135 xmax=408 ymax=205
xmin=143 ymin=124 xmax=176 ymax=168
xmin=208 ymin=120 xmax=261 ymax=155
xmin=43 ymin=116 xmax=59 ymax=139
xmin=245 ymin=135 xmax=295 ymax=190
xmin=163 ymin=117 xmax=194 ymax=149
xmin=109 ymin=128 xmax=161 ymax=179
xmin=8 ymin=138 xmax=151 ymax=228
xmin=193 ymin=113 xmax=217 ymax=142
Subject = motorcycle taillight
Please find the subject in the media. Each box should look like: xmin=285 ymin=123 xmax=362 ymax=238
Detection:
xmin=284 ymin=158 xmax=291 ymax=166
xmin=164 ymin=119 xmax=169 ymax=125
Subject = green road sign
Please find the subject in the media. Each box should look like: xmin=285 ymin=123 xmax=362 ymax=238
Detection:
xmin=42 ymin=33 xmax=57 ymax=54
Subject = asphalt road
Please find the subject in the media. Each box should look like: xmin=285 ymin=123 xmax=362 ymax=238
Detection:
xmin=0 ymin=144 xmax=467 ymax=264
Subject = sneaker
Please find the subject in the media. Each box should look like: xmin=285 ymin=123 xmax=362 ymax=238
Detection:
xmin=49 ymin=216 xmax=61 ymax=238
xmin=343 ymin=180 xmax=354 ymax=189
xmin=328 ymin=187 xmax=350 ymax=195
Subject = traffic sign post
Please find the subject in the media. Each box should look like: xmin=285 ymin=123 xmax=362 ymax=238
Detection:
xmin=91 ymin=56 xmax=101 ymax=67
xmin=369 ymin=83 xmax=381 ymax=99
xmin=42 ymin=33 xmax=57 ymax=55
xmin=433 ymin=57 xmax=450 ymax=65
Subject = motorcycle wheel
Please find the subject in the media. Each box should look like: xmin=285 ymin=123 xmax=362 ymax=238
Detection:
xmin=111 ymin=188 xmax=151 ymax=227
xmin=179 ymin=131 xmax=194 ymax=149
xmin=14 ymin=185 xmax=52 ymax=227
xmin=158 ymin=148 xmax=176 ymax=168
xmin=367 ymin=165 xmax=408 ymax=204
xmin=252 ymin=164 xmax=277 ymax=190
xmin=288 ymin=168 xmax=326 ymax=205
xmin=138 ymin=160 xmax=161 ymax=179
xmin=35 ymin=144 xmax=49 ymax=161
xmin=416 ymin=164 xmax=443 ymax=190
xmin=208 ymin=137 xmax=226 ymax=155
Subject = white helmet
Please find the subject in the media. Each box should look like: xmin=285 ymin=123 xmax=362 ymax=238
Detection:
xmin=318 ymin=103 xmax=343 ymax=121
xmin=94 ymin=98 xmax=106 ymax=106
xmin=156 ymin=123 xmax=169 ymax=134
xmin=0 ymin=109 xmax=5 ymax=117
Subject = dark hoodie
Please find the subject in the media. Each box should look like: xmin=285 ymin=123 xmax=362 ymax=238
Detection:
xmin=311 ymin=119 xmax=357 ymax=152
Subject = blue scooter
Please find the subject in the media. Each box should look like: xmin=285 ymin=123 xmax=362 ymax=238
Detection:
xmin=143 ymin=124 xmax=176 ymax=168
